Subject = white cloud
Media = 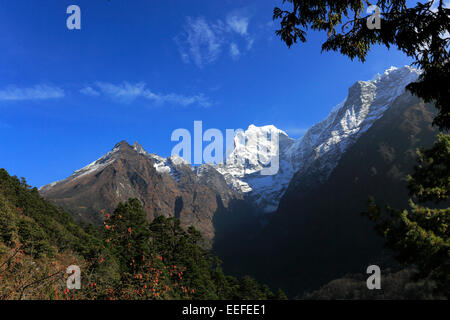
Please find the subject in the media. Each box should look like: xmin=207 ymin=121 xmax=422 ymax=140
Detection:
xmin=226 ymin=15 xmax=249 ymax=36
xmin=177 ymin=17 xmax=224 ymax=68
xmin=91 ymin=82 xmax=212 ymax=107
xmin=230 ymin=43 xmax=241 ymax=60
xmin=0 ymin=85 xmax=65 ymax=101
xmin=80 ymin=86 xmax=100 ymax=96
xmin=96 ymin=82 xmax=147 ymax=102
xmin=177 ymin=13 xmax=254 ymax=67
xmin=246 ymin=38 xmax=255 ymax=50
xmin=150 ymin=92 xmax=212 ymax=107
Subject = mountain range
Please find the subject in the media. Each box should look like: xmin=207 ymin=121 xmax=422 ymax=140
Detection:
xmin=41 ymin=66 xmax=420 ymax=216
xmin=39 ymin=66 xmax=436 ymax=295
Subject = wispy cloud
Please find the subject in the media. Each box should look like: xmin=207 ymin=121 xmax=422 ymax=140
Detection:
xmin=0 ymin=85 xmax=65 ymax=101
xmin=176 ymin=12 xmax=254 ymax=67
xmin=86 ymin=82 xmax=212 ymax=107
xmin=80 ymin=86 xmax=100 ymax=96
xmin=230 ymin=43 xmax=241 ymax=60
xmin=177 ymin=17 xmax=224 ymax=67
xmin=226 ymin=15 xmax=249 ymax=36
xmin=95 ymin=82 xmax=147 ymax=102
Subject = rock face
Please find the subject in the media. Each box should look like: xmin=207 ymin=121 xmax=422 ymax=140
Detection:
xmin=40 ymin=66 xmax=424 ymax=258
xmin=40 ymin=141 xmax=243 ymax=246
xmin=215 ymin=66 xmax=421 ymax=213
xmin=218 ymin=92 xmax=437 ymax=296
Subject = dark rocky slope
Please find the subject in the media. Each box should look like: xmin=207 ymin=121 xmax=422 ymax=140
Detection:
xmin=218 ymin=92 xmax=437 ymax=296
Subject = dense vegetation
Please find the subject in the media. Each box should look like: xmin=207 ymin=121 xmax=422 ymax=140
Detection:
xmin=0 ymin=169 xmax=286 ymax=300
xmin=365 ymin=133 xmax=450 ymax=295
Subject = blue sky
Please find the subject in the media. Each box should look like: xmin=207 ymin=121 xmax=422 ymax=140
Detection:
xmin=0 ymin=0 xmax=413 ymax=187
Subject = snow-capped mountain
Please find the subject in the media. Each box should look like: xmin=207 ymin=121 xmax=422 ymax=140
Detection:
xmin=40 ymin=141 xmax=192 ymax=193
xmin=131 ymin=141 xmax=192 ymax=182
xmin=214 ymin=125 xmax=296 ymax=212
xmin=213 ymin=66 xmax=420 ymax=212
xmin=41 ymin=66 xmax=420 ymax=216
xmin=39 ymin=140 xmax=245 ymax=246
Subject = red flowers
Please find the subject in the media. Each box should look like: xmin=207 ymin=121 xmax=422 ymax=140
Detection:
xmin=99 ymin=257 xmax=104 ymax=264
xmin=127 ymin=227 xmax=132 ymax=234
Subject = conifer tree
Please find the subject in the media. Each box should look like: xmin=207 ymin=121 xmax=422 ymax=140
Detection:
xmin=365 ymin=133 xmax=449 ymax=295
xmin=106 ymin=198 xmax=151 ymax=274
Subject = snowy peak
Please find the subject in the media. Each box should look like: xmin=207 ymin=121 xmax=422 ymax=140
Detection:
xmin=215 ymin=66 xmax=421 ymax=213
xmin=225 ymin=124 xmax=293 ymax=174
xmin=40 ymin=66 xmax=421 ymax=215
xmin=40 ymin=142 xmax=125 ymax=191
xmin=291 ymin=66 xmax=420 ymax=164
xmin=40 ymin=140 xmax=194 ymax=191
xmin=246 ymin=124 xmax=289 ymax=137
xmin=131 ymin=141 xmax=146 ymax=154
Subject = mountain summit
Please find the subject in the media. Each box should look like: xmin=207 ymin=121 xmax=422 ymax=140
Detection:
xmin=40 ymin=140 xmax=243 ymax=246
xmin=40 ymin=66 xmax=422 ymax=242
xmin=214 ymin=66 xmax=420 ymax=212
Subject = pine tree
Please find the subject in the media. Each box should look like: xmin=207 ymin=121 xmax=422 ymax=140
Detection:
xmin=106 ymin=198 xmax=151 ymax=274
xmin=365 ymin=133 xmax=449 ymax=296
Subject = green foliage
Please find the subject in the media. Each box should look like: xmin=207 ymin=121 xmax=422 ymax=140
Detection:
xmin=408 ymin=133 xmax=450 ymax=202
xmin=102 ymin=199 xmax=287 ymax=300
xmin=0 ymin=195 xmax=17 ymax=246
xmin=273 ymin=0 xmax=449 ymax=130
xmin=17 ymin=217 xmax=55 ymax=258
xmin=0 ymin=169 xmax=286 ymax=300
xmin=147 ymin=213 xmax=286 ymax=299
xmin=148 ymin=216 xmax=217 ymax=299
xmin=364 ymin=133 xmax=450 ymax=296
xmin=237 ymin=276 xmax=271 ymax=300
xmin=0 ymin=168 xmax=101 ymax=258
xmin=106 ymin=199 xmax=151 ymax=274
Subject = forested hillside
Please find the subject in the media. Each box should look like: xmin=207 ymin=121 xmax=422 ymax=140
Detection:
xmin=0 ymin=169 xmax=285 ymax=300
